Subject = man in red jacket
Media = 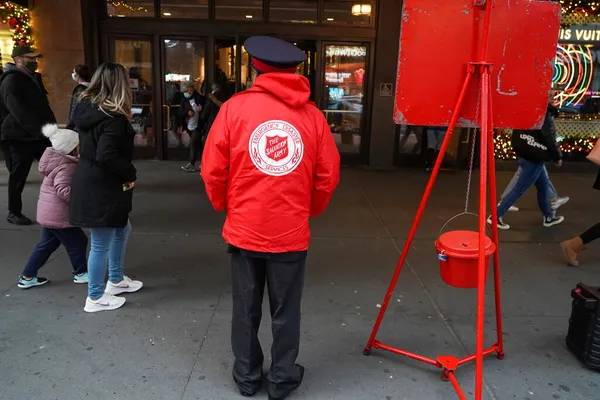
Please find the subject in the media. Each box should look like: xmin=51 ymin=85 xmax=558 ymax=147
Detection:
xmin=201 ymin=36 xmax=340 ymax=400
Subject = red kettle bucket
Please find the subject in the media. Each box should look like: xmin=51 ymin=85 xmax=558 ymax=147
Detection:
xmin=434 ymin=230 xmax=496 ymax=289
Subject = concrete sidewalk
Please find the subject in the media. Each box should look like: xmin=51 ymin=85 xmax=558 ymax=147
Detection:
xmin=0 ymin=162 xmax=599 ymax=400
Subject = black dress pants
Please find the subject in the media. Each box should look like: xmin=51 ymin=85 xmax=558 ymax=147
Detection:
xmin=2 ymin=139 xmax=49 ymax=215
xmin=229 ymin=246 xmax=306 ymax=399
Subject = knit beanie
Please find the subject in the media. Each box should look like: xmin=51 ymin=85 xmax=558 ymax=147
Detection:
xmin=42 ymin=124 xmax=79 ymax=155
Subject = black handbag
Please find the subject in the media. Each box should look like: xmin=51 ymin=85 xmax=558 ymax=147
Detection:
xmin=511 ymin=129 xmax=551 ymax=162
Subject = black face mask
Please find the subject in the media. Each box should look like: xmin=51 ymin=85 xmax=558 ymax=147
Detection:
xmin=25 ymin=61 xmax=38 ymax=73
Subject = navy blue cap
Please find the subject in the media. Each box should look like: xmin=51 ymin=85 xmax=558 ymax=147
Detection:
xmin=244 ymin=36 xmax=307 ymax=71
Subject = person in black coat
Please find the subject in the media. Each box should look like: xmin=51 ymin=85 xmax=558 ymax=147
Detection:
xmin=0 ymin=45 xmax=55 ymax=225
xmin=180 ymin=81 xmax=207 ymax=172
xmin=66 ymin=64 xmax=91 ymax=130
xmin=69 ymin=62 xmax=143 ymax=313
xmin=199 ymin=82 xmax=227 ymax=142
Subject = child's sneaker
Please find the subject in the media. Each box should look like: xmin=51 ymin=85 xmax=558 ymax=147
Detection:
xmin=84 ymin=293 xmax=126 ymax=313
xmin=487 ymin=216 xmax=510 ymax=230
xmin=17 ymin=276 xmax=49 ymax=289
xmin=74 ymin=272 xmax=89 ymax=284
xmin=105 ymin=276 xmax=143 ymax=295
xmin=543 ymin=215 xmax=565 ymax=227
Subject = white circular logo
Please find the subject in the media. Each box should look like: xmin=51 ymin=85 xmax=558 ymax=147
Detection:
xmin=249 ymin=120 xmax=304 ymax=176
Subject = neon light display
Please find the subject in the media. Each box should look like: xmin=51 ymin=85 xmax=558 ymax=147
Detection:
xmin=553 ymin=44 xmax=594 ymax=107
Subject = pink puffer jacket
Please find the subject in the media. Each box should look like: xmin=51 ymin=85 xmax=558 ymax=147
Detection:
xmin=36 ymin=148 xmax=79 ymax=229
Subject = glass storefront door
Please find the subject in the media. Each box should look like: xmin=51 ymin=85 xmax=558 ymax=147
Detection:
xmin=111 ymin=38 xmax=156 ymax=158
xmin=322 ymin=43 xmax=368 ymax=154
xmin=161 ymin=38 xmax=207 ymax=159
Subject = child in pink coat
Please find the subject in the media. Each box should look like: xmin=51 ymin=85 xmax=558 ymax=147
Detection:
xmin=18 ymin=124 xmax=88 ymax=289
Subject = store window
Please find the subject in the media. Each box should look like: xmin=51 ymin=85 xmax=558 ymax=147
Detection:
xmin=107 ymin=0 xmax=154 ymax=17
xmin=270 ymin=0 xmax=318 ymax=24
xmin=322 ymin=44 xmax=367 ymax=154
xmin=323 ymin=1 xmax=374 ymax=26
xmin=495 ymin=24 xmax=600 ymax=162
xmin=161 ymin=0 xmax=209 ymax=18
xmin=113 ymin=39 xmax=154 ymax=148
xmin=215 ymin=0 xmax=263 ymax=21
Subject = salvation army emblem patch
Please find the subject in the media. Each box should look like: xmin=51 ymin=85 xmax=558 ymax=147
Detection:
xmin=249 ymin=120 xmax=304 ymax=176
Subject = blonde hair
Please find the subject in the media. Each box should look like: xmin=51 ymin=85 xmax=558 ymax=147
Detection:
xmin=79 ymin=62 xmax=132 ymax=117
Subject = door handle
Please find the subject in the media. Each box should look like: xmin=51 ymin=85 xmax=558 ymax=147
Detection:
xmin=162 ymin=105 xmax=171 ymax=133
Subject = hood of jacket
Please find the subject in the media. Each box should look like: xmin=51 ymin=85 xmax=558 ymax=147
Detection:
xmin=72 ymin=100 xmax=123 ymax=132
xmin=250 ymin=73 xmax=311 ymax=108
xmin=0 ymin=62 xmax=30 ymax=85
xmin=38 ymin=147 xmax=78 ymax=177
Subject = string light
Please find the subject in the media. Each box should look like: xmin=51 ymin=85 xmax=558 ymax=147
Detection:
xmin=0 ymin=1 xmax=32 ymax=47
xmin=494 ymin=131 xmax=598 ymax=160
xmin=106 ymin=1 xmax=149 ymax=13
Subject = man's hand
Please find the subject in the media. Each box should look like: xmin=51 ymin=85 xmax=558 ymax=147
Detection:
xmin=555 ymin=160 xmax=563 ymax=167
xmin=188 ymin=111 xmax=194 ymax=117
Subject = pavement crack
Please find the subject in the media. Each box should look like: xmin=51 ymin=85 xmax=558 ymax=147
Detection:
xmin=180 ymin=274 xmax=227 ymax=400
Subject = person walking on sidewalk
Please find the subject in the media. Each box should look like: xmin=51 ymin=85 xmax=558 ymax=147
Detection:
xmin=17 ymin=124 xmax=88 ymax=289
xmin=561 ymin=169 xmax=600 ymax=267
xmin=498 ymin=164 xmax=569 ymax=212
xmin=180 ymin=81 xmax=206 ymax=172
xmin=489 ymin=101 xmax=564 ymax=230
xmin=202 ymin=36 xmax=340 ymax=400
xmin=69 ymin=63 xmax=142 ymax=313
xmin=0 ymin=45 xmax=55 ymax=226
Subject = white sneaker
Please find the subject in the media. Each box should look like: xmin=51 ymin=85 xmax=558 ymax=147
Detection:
xmin=105 ymin=276 xmax=143 ymax=295
xmin=551 ymin=196 xmax=570 ymax=211
xmin=487 ymin=215 xmax=510 ymax=230
xmin=84 ymin=293 xmax=126 ymax=313
xmin=497 ymin=202 xmax=519 ymax=212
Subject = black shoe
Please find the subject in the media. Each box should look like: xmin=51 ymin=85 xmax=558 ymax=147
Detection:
xmin=7 ymin=212 xmax=32 ymax=226
xmin=268 ymin=365 xmax=305 ymax=400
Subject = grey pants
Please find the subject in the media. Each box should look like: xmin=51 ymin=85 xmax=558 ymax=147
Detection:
xmin=501 ymin=165 xmax=558 ymax=201
xmin=230 ymin=247 xmax=306 ymax=398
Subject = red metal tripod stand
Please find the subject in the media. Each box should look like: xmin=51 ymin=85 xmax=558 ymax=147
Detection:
xmin=363 ymin=2 xmax=504 ymax=399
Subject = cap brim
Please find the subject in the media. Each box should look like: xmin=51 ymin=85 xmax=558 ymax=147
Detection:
xmin=21 ymin=52 xmax=42 ymax=58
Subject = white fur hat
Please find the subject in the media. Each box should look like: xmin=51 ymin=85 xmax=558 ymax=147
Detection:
xmin=42 ymin=124 xmax=79 ymax=155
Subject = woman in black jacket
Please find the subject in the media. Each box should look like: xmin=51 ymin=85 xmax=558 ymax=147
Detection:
xmin=66 ymin=64 xmax=91 ymax=130
xmin=70 ymin=62 xmax=143 ymax=313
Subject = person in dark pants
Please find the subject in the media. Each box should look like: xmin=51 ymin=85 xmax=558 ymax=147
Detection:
xmin=66 ymin=64 xmax=92 ymax=130
xmin=0 ymin=45 xmax=55 ymax=225
xmin=561 ymin=169 xmax=600 ymax=267
xmin=197 ymin=82 xmax=226 ymax=145
xmin=18 ymin=124 xmax=88 ymax=289
xmin=202 ymin=36 xmax=340 ymax=400
xmin=180 ymin=81 xmax=206 ymax=172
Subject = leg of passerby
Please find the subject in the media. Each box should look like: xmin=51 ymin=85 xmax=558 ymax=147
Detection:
xmin=4 ymin=141 xmax=35 ymax=225
xmin=492 ymin=159 xmax=544 ymax=230
xmin=561 ymin=223 xmax=600 ymax=267
xmin=53 ymin=227 xmax=89 ymax=283
xmin=543 ymin=166 xmax=570 ymax=210
xmin=18 ymin=228 xmax=60 ymax=289
xmin=534 ymin=167 xmax=564 ymax=227
xmin=105 ymin=221 xmax=142 ymax=295
xmin=84 ymin=228 xmax=126 ymax=313
xmin=499 ymin=167 xmax=522 ymax=212
xmin=266 ymin=253 xmax=306 ymax=400
xmin=182 ymin=128 xmax=202 ymax=172
xmin=231 ymin=249 xmax=266 ymax=397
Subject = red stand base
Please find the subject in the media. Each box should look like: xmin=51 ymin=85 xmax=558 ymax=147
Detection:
xmin=365 ymin=341 xmax=504 ymax=399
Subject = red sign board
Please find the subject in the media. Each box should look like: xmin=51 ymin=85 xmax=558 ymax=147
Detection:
xmin=394 ymin=0 xmax=561 ymax=130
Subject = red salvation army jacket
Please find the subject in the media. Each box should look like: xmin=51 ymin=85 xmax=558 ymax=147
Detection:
xmin=201 ymin=72 xmax=341 ymax=253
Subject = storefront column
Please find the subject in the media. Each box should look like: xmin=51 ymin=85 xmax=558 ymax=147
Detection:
xmin=30 ymin=0 xmax=85 ymax=124
xmin=368 ymin=0 xmax=402 ymax=169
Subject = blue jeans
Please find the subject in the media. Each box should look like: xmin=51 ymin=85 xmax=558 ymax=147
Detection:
xmin=88 ymin=221 xmax=131 ymax=300
xmin=497 ymin=159 xmax=553 ymax=218
xmin=501 ymin=165 xmax=557 ymax=200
